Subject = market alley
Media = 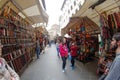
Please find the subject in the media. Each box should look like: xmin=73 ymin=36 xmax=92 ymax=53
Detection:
xmin=21 ymin=44 xmax=98 ymax=80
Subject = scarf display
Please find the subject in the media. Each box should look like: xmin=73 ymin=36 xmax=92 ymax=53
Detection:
xmin=100 ymin=11 xmax=120 ymax=52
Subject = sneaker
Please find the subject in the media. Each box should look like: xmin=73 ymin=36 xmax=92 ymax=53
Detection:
xmin=62 ymin=70 xmax=65 ymax=73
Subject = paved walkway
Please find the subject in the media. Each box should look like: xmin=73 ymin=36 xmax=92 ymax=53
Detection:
xmin=21 ymin=44 xmax=99 ymax=80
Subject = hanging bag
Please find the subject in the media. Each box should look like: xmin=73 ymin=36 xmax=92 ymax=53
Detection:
xmin=6 ymin=63 xmax=20 ymax=80
xmin=0 ymin=58 xmax=20 ymax=80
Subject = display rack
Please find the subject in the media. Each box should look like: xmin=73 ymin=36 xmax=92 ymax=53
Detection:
xmin=0 ymin=7 xmax=35 ymax=74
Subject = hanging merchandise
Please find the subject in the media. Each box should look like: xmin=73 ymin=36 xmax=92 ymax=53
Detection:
xmin=99 ymin=15 xmax=106 ymax=50
xmin=107 ymin=12 xmax=120 ymax=34
xmin=113 ymin=12 xmax=120 ymax=31
xmin=79 ymin=23 xmax=86 ymax=33
xmin=102 ymin=26 xmax=110 ymax=40
xmin=2 ymin=6 xmax=10 ymax=18
xmin=108 ymin=14 xmax=114 ymax=37
xmin=111 ymin=13 xmax=117 ymax=33
xmin=99 ymin=14 xmax=113 ymax=52
xmin=81 ymin=26 xmax=85 ymax=32
xmin=0 ymin=4 xmax=35 ymax=75
xmin=97 ymin=11 xmax=120 ymax=75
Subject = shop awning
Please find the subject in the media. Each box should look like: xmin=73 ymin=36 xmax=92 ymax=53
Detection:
xmin=73 ymin=0 xmax=120 ymax=27
xmin=8 ymin=0 xmax=48 ymax=25
xmin=63 ymin=17 xmax=100 ymax=35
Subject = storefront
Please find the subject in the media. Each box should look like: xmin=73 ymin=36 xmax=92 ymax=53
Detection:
xmin=61 ymin=0 xmax=120 ymax=75
xmin=61 ymin=17 xmax=99 ymax=62
xmin=0 ymin=0 xmax=48 ymax=75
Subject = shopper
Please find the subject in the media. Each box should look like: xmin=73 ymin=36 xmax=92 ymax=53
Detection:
xmin=36 ymin=38 xmax=40 ymax=59
xmin=0 ymin=41 xmax=20 ymax=80
xmin=56 ymin=39 xmax=60 ymax=57
xmin=66 ymin=38 xmax=70 ymax=53
xmin=48 ymin=40 xmax=51 ymax=47
xmin=70 ymin=41 xmax=78 ymax=69
xmin=59 ymin=37 xmax=68 ymax=72
xmin=42 ymin=39 xmax=45 ymax=54
xmin=104 ymin=33 xmax=120 ymax=80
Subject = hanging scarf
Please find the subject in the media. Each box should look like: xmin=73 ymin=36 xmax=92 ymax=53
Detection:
xmin=108 ymin=14 xmax=114 ymax=37
xmin=111 ymin=14 xmax=117 ymax=33
xmin=114 ymin=12 xmax=120 ymax=28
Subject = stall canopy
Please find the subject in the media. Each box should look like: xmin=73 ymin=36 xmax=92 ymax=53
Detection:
xmin=62 ymin=0 xmax=120 ymax=35
xmin=73 ymin=0 xmax=120 ymax=27
xmin=62 ymin=17 xmax=100 ymax=35
xmin=0 ymin=0 xmax=48 ymax=25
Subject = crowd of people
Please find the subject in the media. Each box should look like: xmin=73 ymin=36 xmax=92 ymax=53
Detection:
xmin=56 ymin=32 xmax=120 ymax=80
xmin=55 ymin=34 xmax=98 ymax=72
xmin=0 ymin=32 xmax=120 ymax=80
xmin=55 ymin=36 xmax=79 ymax=72
xmin=35 ymin=37 xmax=51 ymax=59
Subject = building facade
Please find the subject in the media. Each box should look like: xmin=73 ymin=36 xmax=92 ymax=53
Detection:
xmin=59 ymin=0 xmax=85 ymax=29
xmin=48 ymin=24 xmax=60 ymax=40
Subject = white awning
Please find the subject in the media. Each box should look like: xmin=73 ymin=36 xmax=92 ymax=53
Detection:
xmin=73 ymin=0 xmax=120 ymax=26
xmin=11 ymin=0 xmax=49 ymax=25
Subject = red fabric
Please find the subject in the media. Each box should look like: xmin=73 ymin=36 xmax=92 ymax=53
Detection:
xmin=70 ymin=45 xmax=78 ymax=56
xmin=114 ymin=13 xmax=120 ymax=28
xmin=59 ymin=43 xmax=68 ymax=57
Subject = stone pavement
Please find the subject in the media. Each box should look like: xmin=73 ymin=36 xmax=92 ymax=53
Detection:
xmin=21 ymin=44 xmax=99 ymax=80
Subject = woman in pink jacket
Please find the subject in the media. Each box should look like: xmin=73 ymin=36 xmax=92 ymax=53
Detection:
xmin=59 ymin=37 xmax=68 ymax=72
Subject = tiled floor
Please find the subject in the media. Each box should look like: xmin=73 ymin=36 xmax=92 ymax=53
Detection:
xmin=21 ymin=44 xmax=99 ymax=80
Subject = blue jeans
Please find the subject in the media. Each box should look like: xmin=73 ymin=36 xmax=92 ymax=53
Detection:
xmin=56 ymin=47 xmax=59 ymax=54
xmin=36 ymin=47 xmax=40 ymax=59
xmin=71 ymin=56 xmax=76 ymax=67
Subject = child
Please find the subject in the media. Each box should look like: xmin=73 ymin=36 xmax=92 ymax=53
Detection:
xmin=56 ymin=39 xmax=60 ymax=57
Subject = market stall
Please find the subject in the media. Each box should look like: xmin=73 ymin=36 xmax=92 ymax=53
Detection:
xmin=62 ymin=16 xmax=100 ymax=63
xmin=71 ymin=0 xmax=120 ymax=75
xmin=0 ymin=0 xmax=48 ymax=75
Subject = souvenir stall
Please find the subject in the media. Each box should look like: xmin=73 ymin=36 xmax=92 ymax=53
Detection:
xmin=68 ymin=0 xmax=120 ymax=75
xmin=96 ymin=11 xmax=120 ymax=75
xmin=35 ymin=26 xmax=49 ymax=52
xmin=0 ymin=1 xmax=36 ymax=75
xmin=63 ymin=17 xmax=100 ymax=63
